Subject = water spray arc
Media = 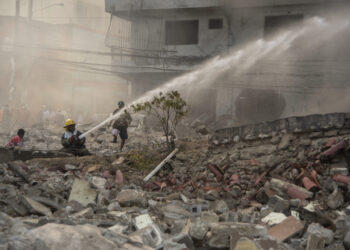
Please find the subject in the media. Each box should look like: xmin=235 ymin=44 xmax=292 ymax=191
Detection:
xmin=79 ymin=17 xmax=349 ymax=139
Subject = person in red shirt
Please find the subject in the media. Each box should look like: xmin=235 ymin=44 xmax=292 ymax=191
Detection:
xmin=8 ymin=129 xmax=25 ymax=147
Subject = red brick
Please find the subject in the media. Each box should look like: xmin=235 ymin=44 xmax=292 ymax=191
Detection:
xmin=268 ymin=216 xmax=304 ymax=242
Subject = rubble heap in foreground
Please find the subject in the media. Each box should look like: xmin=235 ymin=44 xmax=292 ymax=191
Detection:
xmin=1 ymin=113 xmax=350 ymax=249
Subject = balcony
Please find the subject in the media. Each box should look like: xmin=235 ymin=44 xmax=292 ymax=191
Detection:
xmin=105 ymin=0 xmax=223 ymax=13
xmin=106 ymin=0 xmax=330 ymax=14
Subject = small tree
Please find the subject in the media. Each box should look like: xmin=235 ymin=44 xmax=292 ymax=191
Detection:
xmin=132 ymin=91 xmax=189 ymax=150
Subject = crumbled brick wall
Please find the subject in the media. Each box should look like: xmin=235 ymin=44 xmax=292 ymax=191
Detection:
xmin=210 ymin=113 xmax=350 ymax=146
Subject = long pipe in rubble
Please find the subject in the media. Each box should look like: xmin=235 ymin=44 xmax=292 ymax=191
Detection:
xmin=78 ymin=108 xmax=126 ymax=139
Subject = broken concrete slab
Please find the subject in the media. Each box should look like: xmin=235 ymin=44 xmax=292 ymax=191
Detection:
xmin=163 ymin=204 xmax=193 ymax=220
xmin=24 ymin=223 xmax=117 ymax=250
xmin=91 ymin=176 xmax=107 ymax=190
xmin=327 ymin=189 xmax=344 ymax=209
xmin=168 ymin=233 xmax=195 ymax=250
xmin=305 ymin=223 xmax=334 ymax=245
xmin=200 ymin=211 xmax=219 ymax=224
xmin=262 ymin=212 xmax=287 ymax=226
xmin=134 ymin=214 xmax=154 ymax=230
xmin=214 ymin=200 xmax=229 ymax=214
xmin=189 ymin=218 xmax=209 ymax=240
xmin=68 ymin=179 xmax=97 ymax=207
xmin=306 ymin=233 xmax=325 ymax=250
xmin=116 ymin=189 xmax=147 ymax=207
xmin=268 ymin=195 xmax=290 ymax=212
xmin=268 ymin=216 xmax=304 ymax=242
xmin=22 ymin=196 xmax=52 ymax=217
xmin=233 ymin=237 xmax=259 ymax=250
xmin=344 ymin=231 xmax=350 ymax=250
xmin=188 ymin=203 xmax=208 ymax=216
xmin=70 ymin=207 xmax=94 ymax=219
xmin=208 ymin=222 xmax=267 ymax=248
xmin=130 ymin=224 xmax=163 ymax=248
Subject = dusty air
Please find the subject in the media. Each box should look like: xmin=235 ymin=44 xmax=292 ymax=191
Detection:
xmin=0 ymin=0 xmax=350 ymax=249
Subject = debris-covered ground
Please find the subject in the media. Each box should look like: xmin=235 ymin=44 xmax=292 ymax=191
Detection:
xmin=1 ymin=113 xmax=350 ymax=250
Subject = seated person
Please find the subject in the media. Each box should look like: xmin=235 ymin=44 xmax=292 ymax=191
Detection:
xmin=8 ymin=129 xmax=25 ymax=147
xmin=61 ymin=119 xmax=89 ymax=156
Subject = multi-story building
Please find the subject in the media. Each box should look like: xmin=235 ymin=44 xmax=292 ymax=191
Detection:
xmin=105 ymin=0 xmax=350 ymax=126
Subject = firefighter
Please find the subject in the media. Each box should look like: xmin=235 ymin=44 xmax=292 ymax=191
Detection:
xmin=61 ymin=119 xmax=90 ymax=156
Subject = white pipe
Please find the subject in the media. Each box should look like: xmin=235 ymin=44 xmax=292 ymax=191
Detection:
xmin=143 ymin=148 xmax=178 ymax=182
xmin=79 ymin=108 xmax=126 ymax=139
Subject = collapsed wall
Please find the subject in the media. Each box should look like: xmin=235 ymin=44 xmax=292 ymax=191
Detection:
xmin=211 ymin=112 xmax=350 ymax=146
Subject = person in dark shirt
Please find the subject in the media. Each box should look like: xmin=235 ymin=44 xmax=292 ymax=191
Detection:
xmin=111 ymin=101 xmax=132 ymax=151
xmin=111 ymin=101 xmax=124 ymax=144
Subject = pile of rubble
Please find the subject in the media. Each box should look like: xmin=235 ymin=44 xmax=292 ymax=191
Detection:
xmin=1 ymin=113 xmax=350 ymax=249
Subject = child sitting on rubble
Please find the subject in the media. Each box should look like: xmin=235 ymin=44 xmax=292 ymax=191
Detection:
xmin=8 ymin=129 xmax=25 ymax=147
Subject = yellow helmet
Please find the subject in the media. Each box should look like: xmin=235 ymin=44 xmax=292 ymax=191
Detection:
xmin=64 ymin=118 xmax=76 ymax=128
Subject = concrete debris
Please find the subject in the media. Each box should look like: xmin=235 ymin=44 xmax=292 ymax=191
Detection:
xmin=267 ymin=195 xmax=290 ymax=212
xmin=306 ymin=233 xmax=325 ymax=250
xmin=189 ymin=218 xmax=209 ymax=240
xmin=233 ymin=237 xmax=260 ymax=250
xmin=344 ymin=231 xmax=350 ymax=250
xmin=305 ymin=223 xmax=334 ymax=245
xmin=327 ymin=189 xmax=344 ymax=209
xmin=22 ymin=196 xmax=52 ymax=217
xmin=117 ymin=189 xmax=147 ymax=207
xmin=261 ymin=212 xmax=287 ymax=226
xmin=130 ymin=224 xmax=163 ymax=248
xmin=1 ymin=112 xmax=350 ymax=249
xmin=68 ymin=179 xmax=97 ymax=207
xmin=23 ymin=223 xmax=117 ymax=250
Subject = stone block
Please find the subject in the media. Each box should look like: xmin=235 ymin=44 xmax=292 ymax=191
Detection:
xmin=22 ymin=196 xmax=52 ymax=217
xmin=327 ymin=189 xmax=344 ymax=209
xmin=261 ymin=212 xmax=287 ymax=226
xmin=116 ymin=189 xmax=146 ymax=207
xmin=306 ymin=233 xmax=325 ymax=250
xmin=188 ymin=203 xmax=208 ymax=216
xmin=305 ymin=223 xmax=334 ymax=245
xmin=344 ymin=231 xmax=350 ymax=250
xmin=163 ymin=204 xmax=193 ymax=220
xmin=189 ymin=218 xmax=209 ymax=240
xmin=134 ymin=214 xmax=154 ymax=230
xmin=234 ymin=237 xmax=259 ymax=250
xmin=200 ymin=211 xmax=219 ymax=224
xmin=268 ymin=195 xmax=289 ymax=212
xmin=214 ymin=200 xmax=229 ymax=214
xmin=69 ymin=179 xmax=97 ymax=207
xmin=208 ymin=222 xmax=267 ymax=248
xmin=25 ymin=223 xmax=117 ymax=250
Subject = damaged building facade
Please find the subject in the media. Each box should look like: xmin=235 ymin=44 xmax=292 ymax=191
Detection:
xmin=105 ymin=0 xmax=350 ymax=127
xmin=0 ymin=0 xmax=129 ymax=125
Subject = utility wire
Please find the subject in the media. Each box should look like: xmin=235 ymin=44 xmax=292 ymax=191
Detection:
xmin=2 ymin=42 xmax=196 ymax=61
